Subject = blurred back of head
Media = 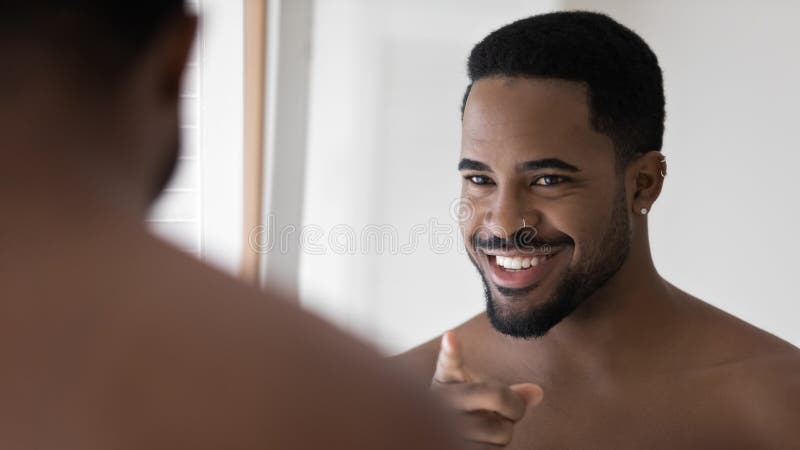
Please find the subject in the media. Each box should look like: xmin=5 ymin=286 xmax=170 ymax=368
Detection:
xmin=0 ymin=0 xmax=184 ymax=93
xmin=0 ymin=0 xmax=195 ymax=211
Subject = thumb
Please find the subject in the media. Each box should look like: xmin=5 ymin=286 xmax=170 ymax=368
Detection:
xmin=510 ymin=383 xmax=544 ymax=409
xmin=432 ymin=331 xmax=470 ymax=384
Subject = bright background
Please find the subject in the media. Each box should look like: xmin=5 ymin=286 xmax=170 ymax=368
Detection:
xmin=153 ymin=0 xmax=800 ymax=354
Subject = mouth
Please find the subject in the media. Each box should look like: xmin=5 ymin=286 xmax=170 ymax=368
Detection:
xmin=480 ymin=247 xmax=568 ymax=292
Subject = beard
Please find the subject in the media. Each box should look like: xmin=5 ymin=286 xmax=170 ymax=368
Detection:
xmin=471 ymin=184 xmax=632 ymax=339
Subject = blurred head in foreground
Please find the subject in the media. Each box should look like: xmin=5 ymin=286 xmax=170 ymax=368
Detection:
xmin=0 ymin=1 xmax=195 ymax=212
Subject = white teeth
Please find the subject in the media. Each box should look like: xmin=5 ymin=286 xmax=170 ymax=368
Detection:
xmin=494 ymin=255 xmax=542 ymax=270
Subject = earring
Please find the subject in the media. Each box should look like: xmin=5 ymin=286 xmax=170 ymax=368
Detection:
xmin=640 ymin=208 xmax=648 ymax=215
xmin=522 ymin=217 xmax=527 ymax=228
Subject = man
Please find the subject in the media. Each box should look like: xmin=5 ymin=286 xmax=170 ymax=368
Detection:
xmin=0 ymin=2 xmax=459 ymax=449
xmin=397 ymin=11 xmax=800 ymax=449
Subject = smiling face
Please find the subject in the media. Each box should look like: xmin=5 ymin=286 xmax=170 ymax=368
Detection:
xmin=460 ymin=77 xmax=633 ymax=338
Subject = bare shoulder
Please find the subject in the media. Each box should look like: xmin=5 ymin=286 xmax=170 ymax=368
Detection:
xmin=66 ymin=233 xmax=460 ymax=449
xmin=716 ymin=349 xmax=800 ymax=447
xmin=677 ymin=291 xmax=800 ymax=367
xmin=684 ymin=293 xmax=800 ymax=427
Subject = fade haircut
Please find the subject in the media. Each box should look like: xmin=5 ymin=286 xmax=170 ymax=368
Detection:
xmin=462 ymin=11 xmax=665 ymax=167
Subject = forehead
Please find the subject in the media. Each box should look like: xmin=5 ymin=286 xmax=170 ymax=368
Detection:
xmin=461 ymin=77 xmax=614 ymax=168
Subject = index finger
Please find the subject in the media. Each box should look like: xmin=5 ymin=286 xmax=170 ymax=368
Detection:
xmin=432 ymin=331 xmax=469 ymax=384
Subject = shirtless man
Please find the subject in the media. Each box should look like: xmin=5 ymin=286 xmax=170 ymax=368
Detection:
xmin=0 ymin=2 xmax=459 ymax=449
xmin=397 ymin=11 xmax=800 ymax=449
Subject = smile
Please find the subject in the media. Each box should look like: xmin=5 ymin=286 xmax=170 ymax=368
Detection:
xmin=493 ymin=253 xmax=555 ymax=270
xmin=481 ymin=248 xmax=566 ymax=291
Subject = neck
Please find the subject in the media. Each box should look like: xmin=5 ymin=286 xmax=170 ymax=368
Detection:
xmin=0 ymin=84 xmax=156 ymax=227
xmin=535 ymin=223 xmax=684 ymax=377
xmin=0 ymin=141 xmax=149 ymax=243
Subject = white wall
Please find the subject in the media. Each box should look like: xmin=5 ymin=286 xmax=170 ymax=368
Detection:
xmin=299 ymin=0 xmax=800 ymax=353
xmin=148 ymin=0 xmax=244 ymax=276
xmin=198 ymin=0 xmax=244 ymax=274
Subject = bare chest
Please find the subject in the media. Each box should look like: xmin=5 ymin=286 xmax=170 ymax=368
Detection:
xmin=460 ymin=353 xmax=748 ymax=449
xmin=493 ymin=373 xmax=755 ymax=450
xmin=507 ymin=393 xmax=737 ymax=449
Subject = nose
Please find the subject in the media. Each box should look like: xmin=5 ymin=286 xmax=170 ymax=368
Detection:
xmin=482 ymin=187 xmax=539 ymax=240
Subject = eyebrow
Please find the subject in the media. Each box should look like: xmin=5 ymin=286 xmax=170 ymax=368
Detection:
xmin=458 ymin=158 xmax=492 ymax=172
xmin=517 ymin=158 xmax=580 ymax=173
xmin=458 ymin=158 xmax=581 ymax=173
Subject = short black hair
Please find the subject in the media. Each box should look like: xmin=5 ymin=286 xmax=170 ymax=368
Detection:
xmin=0 ymin=1 xmax=185 ymax=88
xmin=462 ymin=11 xmax=665 ymax=166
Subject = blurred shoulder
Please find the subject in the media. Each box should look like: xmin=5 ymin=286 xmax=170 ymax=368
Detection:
xmin=92 ymin=233 xmax=460 ymax=450
xmin=391 ymin=335 xmax=441 ymax=384
xmin=391 ymin=312 xmax=490 ymax=384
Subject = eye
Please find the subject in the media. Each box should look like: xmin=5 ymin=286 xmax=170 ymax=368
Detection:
xmin=533 ymin=175 xmax=567 ymax=186
xmin=464 ymin=175 xmax=494 ymax=186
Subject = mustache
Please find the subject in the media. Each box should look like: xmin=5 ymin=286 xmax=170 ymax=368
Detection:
xmin=472 ymin=227 xmax=573 ymax=253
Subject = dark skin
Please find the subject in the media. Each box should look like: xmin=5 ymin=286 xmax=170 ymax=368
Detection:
xmin=396 ymin=77 xmax=800 ymax=449
xmin=0 ymin=12 xmax=459 ymax=450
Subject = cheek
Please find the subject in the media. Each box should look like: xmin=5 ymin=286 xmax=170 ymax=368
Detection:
xmin=542 ymin=199 xmax=608 ymax=258
xmin=459 ymin=210 xmax=483 ymax=249
xmin=457 ymin=190 xmax=484 ymax=241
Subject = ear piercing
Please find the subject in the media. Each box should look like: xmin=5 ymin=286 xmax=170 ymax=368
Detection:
xmin=640 ymin=208 xmax=648 ymax=215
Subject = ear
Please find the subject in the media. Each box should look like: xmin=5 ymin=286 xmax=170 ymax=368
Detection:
xmin=155 ymin=13 xmax=199 ymax=103
xmin=626 ymin=150 xmax=666 ymax=215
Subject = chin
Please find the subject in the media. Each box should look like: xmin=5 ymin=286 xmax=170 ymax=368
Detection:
xmin=477 ymin=248 xmax=586 ymax=339
xmin=485 ymin=283 xmax=570 ymax=339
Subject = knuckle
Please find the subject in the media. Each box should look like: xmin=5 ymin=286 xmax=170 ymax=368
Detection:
xmin=456 ymin=382 xmax=482 ymax=399
xmin=464 ymin=381 xmax=488 ymax=391
xmin=482 ymin=415 xmax=514 ymax=446
xmin=432 ymin=383 xmax=470 ymax=409
xmin=483 ymin=382 xmax=513 ymax=407
xmin=479 ymin=383 xmax=525 ymax=421
xmin=493 ymin=421 xmax=514 ymax=445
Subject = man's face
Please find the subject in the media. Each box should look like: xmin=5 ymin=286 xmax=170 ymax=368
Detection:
xmin=459 ymin=77 xmax=632 ymax=338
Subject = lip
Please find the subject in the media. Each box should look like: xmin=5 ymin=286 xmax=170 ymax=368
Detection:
xmin=482 ymin=250 xmax=557 ymax=258
xmin=482 ymin=247 xmax=568 ymax=291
